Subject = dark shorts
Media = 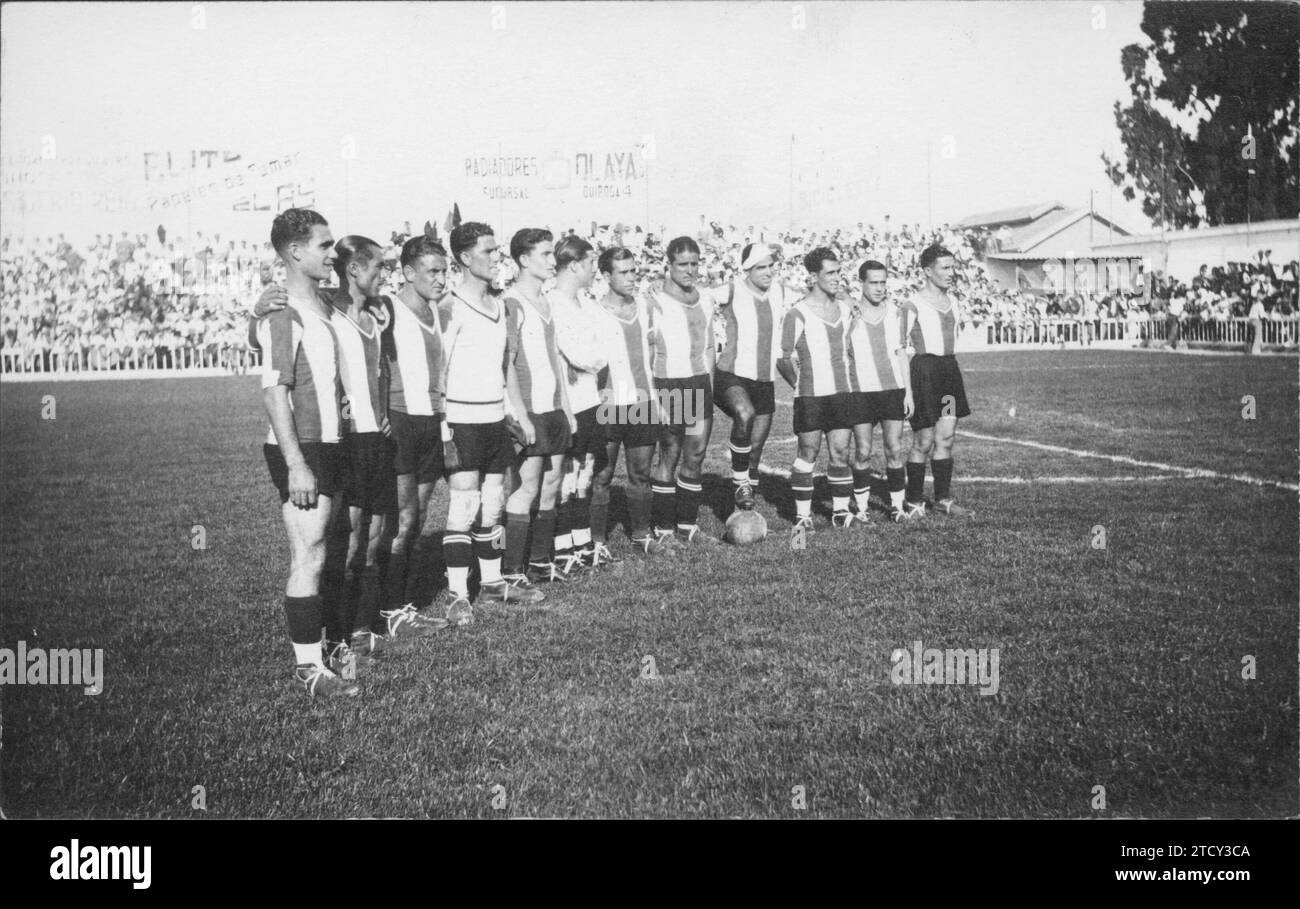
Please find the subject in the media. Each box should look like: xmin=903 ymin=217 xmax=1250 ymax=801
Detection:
xmin=849 ymin=388 xmax=906 ymax=426
xmin=264 ymin=441 xmax=343 ymax=505
xmin=447 ymin=420 xmax=514 ymax=475
xmin=516 ymin=409 xmax=572 ymax=459
xmin=601 ymin=402 xmax=660 ymax=448
xmin=653 ymin=374 xmax=713 ymax=435
xmin=909 ymin=354 xmax=971 ymax=431
xmin=713 ymin=369 xmax=777 ymax=418
xmin=566 ymin=405 xmax=605 ymax=459
xmin=389 ymin=410 xmax=444 ymax=484
xmin=793 ymin=392 xmax=857 ymax=435
xmin=342 ymin=432 xmax=397 ymax=513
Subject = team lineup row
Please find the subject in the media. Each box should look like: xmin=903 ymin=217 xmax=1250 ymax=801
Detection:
xmin=252 ymin=209 xmax=973 ymax=697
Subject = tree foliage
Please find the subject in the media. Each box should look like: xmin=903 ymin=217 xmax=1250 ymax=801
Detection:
xmin=1102 ymin=2 xmax=1298 ymax=228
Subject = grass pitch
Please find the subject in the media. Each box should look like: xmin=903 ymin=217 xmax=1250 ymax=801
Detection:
xmin=1 ymin=349 xmax=1296 ymax=818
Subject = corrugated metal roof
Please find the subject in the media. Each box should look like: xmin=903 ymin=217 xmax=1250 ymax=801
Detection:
xmin=956 ymin=201 xmax=1063 ymax=229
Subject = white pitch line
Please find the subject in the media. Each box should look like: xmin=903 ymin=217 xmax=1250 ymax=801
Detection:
xmin=955 ymin=429 xmax=1299 ymax=492
xmin=756 ymin=464 xmax=1200 ymax=484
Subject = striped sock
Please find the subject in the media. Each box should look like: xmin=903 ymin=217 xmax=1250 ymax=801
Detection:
xmin=828 ymin=465 xmax=852 ymax=513
xmin=473 ymin=524 xmax=504 ymax=584
xmin=791 ymin=460 xmax=814 ymax=519
xmin=675 ymin=476 xmax=703 ymax=532
xmin=730 ymin=442 xmax=752 ymax=487
xmin=443 ymin=530 xmax=473 ymax=597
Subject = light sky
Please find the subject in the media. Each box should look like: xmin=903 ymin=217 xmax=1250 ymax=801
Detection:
xmin=1 ymin=1 xmax=1156 ymax=244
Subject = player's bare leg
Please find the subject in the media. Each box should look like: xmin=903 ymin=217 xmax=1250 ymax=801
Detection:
xmin=930 ymin=415 xmax=969 ymax=516
xmin=528 ymin=453 xmax=571 ymax=582
xmin=905 ymin=425 xmax=935 ymax=518
xmin=675 ymin=415 xmax=718 ymax=545
xmin=881 ymin=419 xmax=908 ymax=520
xmin=791 ymin=429 xmax=823 ymax=532
xmin=505 ymin=454 xmax=545 ymax=580
xmin=827 ymin=428 xmax=855 ymax=528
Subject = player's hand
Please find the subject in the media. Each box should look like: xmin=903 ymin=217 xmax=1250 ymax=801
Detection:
xmin=519 ymin=416 xmax=537 ymax=446
xmin=254 ymin=284 xmax=288 ymax=318
xmin=903 ymin=390 xmax=915 ymax=419
xmin=287 ymin=463 xmax=318 ymax=509
xmin=567 ymin=412 xmax=578 ymax=435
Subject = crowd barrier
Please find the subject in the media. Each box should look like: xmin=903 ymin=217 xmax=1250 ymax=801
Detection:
xmin=2 ymin=316 xmax=1296 ymax=380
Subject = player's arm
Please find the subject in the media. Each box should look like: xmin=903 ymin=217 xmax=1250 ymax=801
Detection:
xmin=373 ymin=297 xmax=393 ymax=437
xmin=436 ymin=298 xmax=462 ymax=467
xmin=259 ymin=316 xmax=316 ymax=508
xmin=502 ymin=300 xmax=536 ymax=445
xmin=776 ymin=308 xmax=800 ymax=389
xmin=897 ymin=304 xmax=915 ymax=418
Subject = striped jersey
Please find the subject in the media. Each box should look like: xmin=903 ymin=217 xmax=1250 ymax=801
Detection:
xmin=549 ymin=287 xmax=606 ymax=413
xmin=504 ymin=288 xmax=565 ymax=415
xmin=439 ymin=291 xmax=507 ymax=424
xmin=259 ymin=291 xmax=342 ymax=444
xmin=848 ymin=301 xmax=906 ymax=392
xmin=715 ymin=280 xmax=786 ymax=381
xmin=384 ymin=294 xmax=444 ymax=416
xmin=594 ymin=296 xmax=655 ymax=407
xmin=900 ymin=293 xmax=961 ymax=357
xmin=330 ymin=305 xmax=384 ymax=434
xmin=648 ymin=289 xmax=714 ymax=379
xmin=780 ymin=299 xmax=854 ymax=398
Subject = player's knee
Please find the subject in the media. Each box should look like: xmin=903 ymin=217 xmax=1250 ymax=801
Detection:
xmin=792 ymin=457 xmax=815 ymax=475
xmin=446 ymin=488 xmax=481 ymax=531
xmin=732 ymin=406 xmax=755 ymax=436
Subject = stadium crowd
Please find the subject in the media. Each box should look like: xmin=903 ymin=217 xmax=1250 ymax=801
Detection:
xmin=3 ymin=219 xmax=1297 ymax=371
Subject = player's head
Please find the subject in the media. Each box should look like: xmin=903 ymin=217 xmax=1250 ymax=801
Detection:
xmin=741 ymin=243 xmax=775 ymax=292
xmin=920 ymin=244 xmax=955 ymax=290
xmin=400 ymin=235 xmax=448 ymax=302
xmin=665 ymin=236 xmax=701 ymax=291
xmin=333 ymin=235 xmax=385 ymax=298
xmin=510 ymin=227 xmax=555 ymax=280
xmin=449 ymin=221 xmax=499 ymax=283
xmin=270 ymin=208 xmax=334 ymax=281
xmin=599 ymin=246 xmax=638 ymax=297
xmin=803 ymin=246 xmax=840 ymax=297
xmin=555 ymin=235 xmax=595 ymax=288
xmin=858 ymin=259 xmax=888 ymax=305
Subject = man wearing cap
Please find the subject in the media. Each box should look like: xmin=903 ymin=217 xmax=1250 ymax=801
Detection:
xmin=711 ymin=242 xmax=790 ymax=510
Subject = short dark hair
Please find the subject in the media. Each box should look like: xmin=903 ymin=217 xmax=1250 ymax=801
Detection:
xmin=555 ymin=235 xmax=594 ymax=272
xmin=449 ymin=222 xmax=494 ymax=267
xmin=803 ymin=246 xmax=838 ymax=275
xmin=858 ymin=260 xmax=888 ymax=282
xmin=333 ymin=235 xmax=382 ymax=285
xmin=510 ymin=227 xmax=554 ymax=265
xmin=598 ymin=246 xmax=636 ymax=275
xmin=400 ymin=235 xmax=447 ymax=270
xmin=919 ymin=244 xmax=954 ymax=270
xmin=270 ymin=208 xmax=327 ymax=256
xmin=665 ymin=236 xmax=700 ymax=263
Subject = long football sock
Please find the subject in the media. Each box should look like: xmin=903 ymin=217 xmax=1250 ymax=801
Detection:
xmin=886 ymin=466 xmax=907 ymax=511
xmin=443 ymin=531 xmax=472 ymax=598
xmin=570 ymin=495 xmax=592 ymax=549
xmin=852 ymin=467 xmax=872 ymax=513
xmin=932 ymin=458 xmax=954 ymax=502
xmin=384 ymin=543 xmax=409 ymax=609
xmin=791 ymin=459 xmax=814 ymax=519
xmin=552 ymin=502 xmax=572 ymax=556
xmin=356 ymin=565 xmax=381 ymax=634
xmin=590 ymin=485 xmax=611 ymax=543
xmin=652 ymin=483 xmax=676 ymax=534
xmin=675 ymin=477 xmax=702 ymax=532
xmin=905 ymin=460 xmax=927 ymax=504
xmin=730 ymin=442 xmax=751 ymax=488
xmin=626 ymin=485 xmax=652 ymax=540
xmin=503 ymin=511 xmax=531 ymax=575
xmin=474 ymin=524 xmax=504 ymax=584
xmin=531 ymin=509 xmax=557 ymax=564
xmin=828 ymin=465 xmax=852 ymax=514
xmin=284 ymin=595 xmax=323 ymax=667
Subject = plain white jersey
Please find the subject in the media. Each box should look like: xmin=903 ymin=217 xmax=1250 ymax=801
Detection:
xmin=549 ymin=287 xmax=606 ymax=413
xmin=900 ymin=293 xmax=962 ymax=357
xmin=649 ymin=289 xmax=714 ymax=379
xmin=330 ymin=306 xmax=384 ymax=433
xmin=504 ymin=288 xmax=565 ymax=415
xmin=848 ymin=300 xmax=906 ymax=392
xmin=385 ymin=294 xmax=444 ymax=416
xmin=780 ymin=298 xmax=854 ymax=398
xmin=259 ymin=291 xmax=342 ymax=444
xmin=594 ymin=295 xmax=655 ymax=407
xmin=715 ymin=280 xmax=786 ymax=382
xmin=440 ymin=291 xmax=507 ymax=424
